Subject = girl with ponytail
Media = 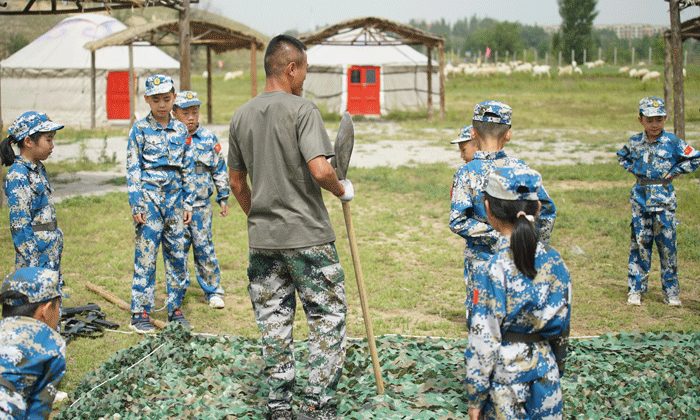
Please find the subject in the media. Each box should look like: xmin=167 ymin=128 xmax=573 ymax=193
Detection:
xmin=464 ymin=165 xmax=571 ymax=420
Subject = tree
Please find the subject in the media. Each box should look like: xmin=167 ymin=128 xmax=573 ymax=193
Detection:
xmin=558 ymin=0 xmax=598 ymax=64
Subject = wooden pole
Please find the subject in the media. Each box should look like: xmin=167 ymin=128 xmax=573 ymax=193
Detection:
xmin=341 ymin=202 xmax=385 ymax=395
xmin=91 ymin=51 xmax=96 ymax=129
xmin=206 ymin=45 xmax=212 ymax=124
xmin=438 ymin=42 xmax=445 ymax=121
xmin=86 ymin=282 xmax=166 ymax=329
xmin=669 ymin=0 xmax=685 ymax=140
xmin=664 ymin=35 xmax=673 ymax=117
xmin=129 ymin=43 xmax=134 ymax=126
xmin=427 ymin=45 xmax=433 ymax=120
xmin=251 ymin=42 xmax=257 ymax=98
xmin=179 ymin=0 xmax=191 ymax=90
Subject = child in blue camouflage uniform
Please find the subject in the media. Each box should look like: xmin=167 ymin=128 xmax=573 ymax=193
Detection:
xmin=172 ymin=90 xmax=229 ymax=309
xmin=451 ymin=125 xmax=478 ymax=165
xmin=450 ymin=101 xmax=556 ymax=326
xmin=617 ymin=97 xmax=700 ymax=307
xmin=0 ymin=267 xmax=69 ymax=419
xmin=1 ymin=112 xmax=64 ymax=280
xmin=126 ymin=75 xmax=195 ymax=332
xmin=465 ymin=166 xmax=571 ymax=420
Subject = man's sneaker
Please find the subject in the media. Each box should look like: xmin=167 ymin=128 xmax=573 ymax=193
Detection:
xmin=209 ymin=295 xmax=225 ymax=309
xmin=298 ymin=405 xmax=337 ymax=420
xmin=267 ymin=409 xmax=294 ymax=420
xmin=130 ymin=311 xmax=155 ymax=333
xmin=627 ymin=292 xmax=641 ymax=306
xmin=665 ymin=295 xmax=682 ymax=307
xmin=167 ymin=309 xmax=191 ymax=327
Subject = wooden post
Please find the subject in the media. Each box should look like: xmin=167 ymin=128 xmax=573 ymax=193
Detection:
xmin=251 ymin=42 xmax=258 ymax=98
xmin=664 ymin=34 xmax=673 ymax=116
xmin=632 ymin=47 xmax=635 ymax=67
xmin=669 ymin=0 xmax=685 ymax=140
xmin=91 ymin=51 xmax=96 ymax=129
xmin=206 ymin=45 xmax=212 ymax=124
xmin=438 ymin=42 xmax=445 ymax=121
xmin=129 ymin=43 xmax=135 ymax=126
xmin=178 ymin=0 xmax=191 ymax=90
xmin=649 ymin=46 xmax=652 ymax=66
xmin=427 ymin=45 xmax=433 ymax=120
xmin=614 ymin=47 xmax=617 ymax=66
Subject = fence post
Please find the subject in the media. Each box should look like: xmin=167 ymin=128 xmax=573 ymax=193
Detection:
xmin=632 ymin=48 xmax=635 ymax=67
xmin=598 ymin=47 xmax=602 ymax=61
xmin=649 ymin=47 xmax=652 ymax=66
xmin=614 ymin=47 xmax=617 ymax=66
xmin=583 ymin=49 xmax=587 ymax=64
xmin=571 ymin=49 xmax=575 ymax=64
xmin=559 ymin=50 xmax=562 ymax=67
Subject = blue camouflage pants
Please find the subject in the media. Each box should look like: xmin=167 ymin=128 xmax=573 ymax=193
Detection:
xmin=627 ymin=202 xmax=679 ymax=298
xmin=464 ymin=258 xmax=487 ymax=327
xmin=482 ymin=368 xmax=562 ymax=420
xmin=130 ymin=189 xmax=188 ymax=313
xmin=183 ymin=204 xmax=224 ymax=299
xmin=247 ymin=243 xmax=347 ymax=413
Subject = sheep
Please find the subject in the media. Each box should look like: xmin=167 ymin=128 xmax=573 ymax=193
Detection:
xmin=629 ymin=69 xmax=639 ymax=78
xmin=202 ymin=71 xmax=209 ymax=78
xmin=558 ymin=65 xmax=573 ymax=76
xmin=585 ymin=62 xmax=595 ymax=69
xmin=594 ymin=59 xmax=606 ymax=67
xmin=641 ymin=71 xmax=661 ymax=82
xmin=574 ymin=66 xmax=583 ymax=74
xmin=636 ymin=68 xmax=649 ymax=79
xmin=532 ymin=65 xmax=551 ymax=78
xmin=619 ymin=66 xmax=630 ymax=74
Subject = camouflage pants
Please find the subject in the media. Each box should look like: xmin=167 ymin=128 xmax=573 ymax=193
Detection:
xmin=130 ymin=189 xmax=188 ymax=313
xmin=247 ymin=243 xmax=347 ymax=413
xmin=628 ymin=203 xmax=679 ymax=297
xmin=183 ymin=204 xmax=224 ymax=299
xmin=482 ymin=368 xmax=562 ymax=420
xmin=464 ymin=258 xmax=487 ymax=327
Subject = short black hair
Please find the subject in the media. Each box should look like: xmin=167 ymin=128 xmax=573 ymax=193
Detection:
xmin=473 ymin=118 xmax=511 ymax=140
xmin=264 ymin=34 xmax=307 ymax=77
xmin=0 ymin=290 xmax=59 ymax=318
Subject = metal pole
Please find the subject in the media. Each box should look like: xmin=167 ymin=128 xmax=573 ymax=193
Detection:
xmin=649 ymin=47 xmax=652 ymax=66
xmin=614 ymin=47 xmax=617 ymax=66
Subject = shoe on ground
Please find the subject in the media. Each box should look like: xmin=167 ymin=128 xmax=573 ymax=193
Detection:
xmin=167 ymin=309 xmax=191 ymax=327
xmin=267 ymin=409 xmax=294 ymax=420
xmin=665 ymin=295 xmax=682 ymax=307
xmin=627 ymin=292 xmax=641 ymax=306
xmin=209 ymin=295 xmax=225 ymax=309
xmin=298 ymin=405 xmax=338 ymax=420
xmin=130 ymin=310 xmax=156 ymax=333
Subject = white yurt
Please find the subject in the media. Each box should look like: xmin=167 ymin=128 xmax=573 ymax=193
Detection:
xmin=302 ymin=27 xmax=440 ymax=116
xmin=1 ymin=13 xmax=180 ymax=128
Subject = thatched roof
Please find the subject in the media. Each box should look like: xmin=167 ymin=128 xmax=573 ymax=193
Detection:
xmin=299 ymin=16 xmax=444 ymax=49
xmin=84 ymin=19 xmax=264 ymax=54
xmin=0 ymin=0 xmax=197 ymax=15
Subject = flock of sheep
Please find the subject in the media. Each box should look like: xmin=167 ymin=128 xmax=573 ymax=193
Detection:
xmin=443 ymin=59 xmax=669 ymax=82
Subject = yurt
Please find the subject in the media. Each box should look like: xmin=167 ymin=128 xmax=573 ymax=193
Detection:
xmin=1 ymin=14 xmax=180 ymax=127
xmin=302 ymin=27 xmax=440 ymax=116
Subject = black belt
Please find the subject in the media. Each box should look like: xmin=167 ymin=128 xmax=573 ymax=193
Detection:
xmin=636 ymin=177 xmax=672 ymax=186
xmin=502 ymin=331 xmax=546 ymax=343
xmin=195 ymin=163 xmax=210 ymax=175
xmin=153 ymin=165 xmax=180 ymax=171
xmin=32 ymin=221 xmax=58 ymax=232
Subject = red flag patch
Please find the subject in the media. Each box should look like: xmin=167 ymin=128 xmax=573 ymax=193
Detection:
xmin=684 ymin=145 xmax=694 ymax=155
xmin=215 ymin=143 xmax=222 ymax=153
xmin=473 ymin=289 xmax=479 ymax=305
xmin=186 ymin=135 xmax=192 ymax=145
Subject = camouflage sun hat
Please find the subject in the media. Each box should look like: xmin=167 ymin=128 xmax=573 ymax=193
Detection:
xmin=1 ymin=267 xmax=69 ymax=306
xmin=173 ymin=91 xmax=202 ymax=109
xmin=8 ymin=111 xmax=64 ymax=143
xmin=145 ymin=74 xmax=174 ymax=96
xmin=485 ymin=165 xmax=542 ymax=201
xmin=639 ymin=97 xmax=666 ymax=117
xmin=473 ymin=100 xmax=512 ymax=125
xmin=450 ymin=125 xmax=473 ymax=144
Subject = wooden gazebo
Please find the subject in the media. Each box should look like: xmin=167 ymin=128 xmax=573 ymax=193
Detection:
xmin=0 ymin=0 xmax=195 ymax=14
xmin=84 ymin=19 xmax=264 ymax=126
xmin=300 ymin=17 xmax=446 ymax=120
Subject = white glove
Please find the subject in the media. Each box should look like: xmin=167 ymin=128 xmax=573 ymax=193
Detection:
xmin=337 ymin=179 xmax=354 ymax=202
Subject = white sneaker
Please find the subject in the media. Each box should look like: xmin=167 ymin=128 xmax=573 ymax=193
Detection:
xmin=665 ymin=295 xmax=682 ymax=307
xmin=209 ymin=295 xmax=225 ymax=309
xmin=627 ymin=292 xmax=641 ymax=306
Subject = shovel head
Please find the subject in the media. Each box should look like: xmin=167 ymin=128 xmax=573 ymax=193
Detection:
xmin=331 ymin=112 xmax=354 ymax=180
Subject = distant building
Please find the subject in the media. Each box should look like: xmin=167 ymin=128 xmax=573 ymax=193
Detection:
xmin=542 ymin=24 xmax=668 ymax=39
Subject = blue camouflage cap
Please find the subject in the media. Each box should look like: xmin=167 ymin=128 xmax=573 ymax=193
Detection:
xmin=145 ymin=74 xmax=174 ymax=96
xmin=1 ymin=267 xmax=69 ymax=306
xmin=450 ymin=125 xmax=473 ymax=144
xmin=173 ymin=90 xmax=202 ymax=109
xmin=473 ymin=100 xmax=512 ymax=125
xmin=485 ymin=165 xmax=542 ymax=201
xmin=639 ymin=97 xmax=666 ymax=117
xmin=8 ymin=111 xmax=64 ymax=143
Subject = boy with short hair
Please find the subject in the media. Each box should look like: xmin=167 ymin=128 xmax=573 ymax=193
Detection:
xmin=617 ymin=96 xmax=700 ymax=307
xmin=172 ymin=90 xmax=229 ymax=309
xmin=451 ymin=125 xmax=478 ymax=164
xmin=0 ymin=267 xmax=68 ymax=419
xmin=449 ymin=101 xmax=556 ymax=324
xmin=126 ymin=75 xmax=195 ymax=332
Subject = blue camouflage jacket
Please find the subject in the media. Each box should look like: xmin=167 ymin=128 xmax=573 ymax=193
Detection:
xmin=126 ymin=112 xmax=195 ymax=214
xmin=617 ymin=129 xmax=700 ymax=212
xmin=449 ymin=151 xmax=556 ymax=261
xmin=189 ymin=125 xmax=229 ymax=208
xmin=0 ymin=317 xmax=66 ymax=419
xmin=465 ymin=236 xmax=571 ymax=408
xmin=3 ymin=156 xmax=63 ymax=268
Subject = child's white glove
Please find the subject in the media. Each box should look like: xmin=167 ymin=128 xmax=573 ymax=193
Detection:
xmin=337 ymin=179 xmax=354 ymax=202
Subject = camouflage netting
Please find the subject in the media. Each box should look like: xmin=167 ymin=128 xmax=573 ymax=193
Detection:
xmin=56 ymin=326 xmax=700 ymax=419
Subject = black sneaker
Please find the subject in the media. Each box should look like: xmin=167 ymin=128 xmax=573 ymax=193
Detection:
xmin=267 ymin=409 xmax=295 ymax=420
xmin=130 ymin=310 xmax=155 ymax=333
xmin=298 ymin=405 xmax=337 ymax=420
xmin=167 ymin=309 xmax=191 ymax=327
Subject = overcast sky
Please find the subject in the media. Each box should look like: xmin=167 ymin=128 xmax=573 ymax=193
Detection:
xmin=197 ymin=0 xmax=700 ymax=37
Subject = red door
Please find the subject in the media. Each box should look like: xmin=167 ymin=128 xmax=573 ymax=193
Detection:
xmin=106 ymin=71 xmax=130 ymax=120
xmin=347 ymin=66 xmax=380 ymax=115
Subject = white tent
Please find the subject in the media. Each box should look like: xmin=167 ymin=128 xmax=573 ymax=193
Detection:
xmin=1 ymin=14 xmax=180 ymax=128
xmin=303 ymin=28 xmax=439 ymax=116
